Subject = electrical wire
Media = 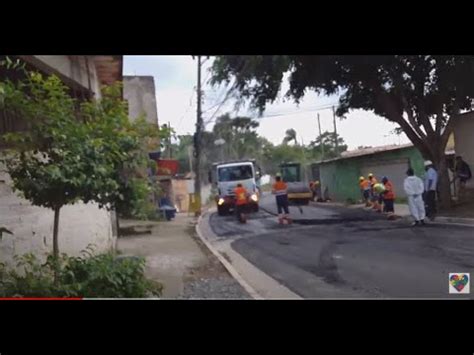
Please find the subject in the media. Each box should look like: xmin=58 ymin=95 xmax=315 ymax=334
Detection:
xmin=175 ymin=87 xmax=196 ymax=131
xmin=202 ymin=100 xmax=339 ymax=126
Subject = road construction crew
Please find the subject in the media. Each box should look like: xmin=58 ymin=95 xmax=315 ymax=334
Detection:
xmin=309 ymin=180 xmax=320 ymax=201
xmin=372 ymin=182 xmax=385 ymax=213
xmin=381 ymin=176 xmax=396 ymax=219
xmin=359 ymin=176 xmax=370 ymax=206
xmin=272 ymin=173 xmax=290 ymax=224
xmin=234 ymin=183 xmax=249 ymax=223
xmin=368 ymin=173 xmax=378 ymax=208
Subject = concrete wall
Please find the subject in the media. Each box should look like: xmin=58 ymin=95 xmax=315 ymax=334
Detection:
xmin=0 ymin=56 xmax=117 ymax=265
xmin=165 ymin=180 xmax=212 ymax=213
xmin=0 ymin=170 xmax=115 ymax=267
xmin=26 ymin=56 xmax=102 ymax=97
xmin=172 ymin=179 xmax=191 ymax=212
xmin=317 ymin=147 xmax=424 ymax=203
xmin=454 ymin=113 xmax=474 ymax=189
xmin=123 ymin=76 xmax=159 ymax=126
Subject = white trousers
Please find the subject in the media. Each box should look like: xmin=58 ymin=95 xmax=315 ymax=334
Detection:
xmin=408 ymin=194 xmax=426 ymax=221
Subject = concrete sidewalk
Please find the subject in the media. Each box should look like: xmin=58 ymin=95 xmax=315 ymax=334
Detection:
xmin=117 ymin=214 xmax=250 ymax=298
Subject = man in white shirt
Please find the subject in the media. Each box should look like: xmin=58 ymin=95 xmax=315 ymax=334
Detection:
xmin=404 ymin=168 xmax=426 ymax=226
xmin=423 ymin=160 xmax=438 ymax=220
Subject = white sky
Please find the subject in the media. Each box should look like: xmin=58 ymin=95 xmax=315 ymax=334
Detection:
xmin=123 ymin=56 xmax=410 ymax=150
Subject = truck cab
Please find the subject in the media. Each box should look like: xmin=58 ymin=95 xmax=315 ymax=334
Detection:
xmin=210 ymin=160 xmax=261 ymax=216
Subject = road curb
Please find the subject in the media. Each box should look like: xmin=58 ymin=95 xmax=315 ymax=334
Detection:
xmin=434 ymin=216 xmax=474 ymax=226
xmin=195 ymin=210 xmax=264 ymax=300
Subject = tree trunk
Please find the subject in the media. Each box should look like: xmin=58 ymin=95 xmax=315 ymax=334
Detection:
xmin=52 ymin=206 xmax=61 ymax=284
xmin=115 ymin=210 xmax=120 ymax=238
xmin=436 ymin=154 xmax=452 ymax=210
xmin=410 ymin=139 xmax=452 ymax=209
xmin=53 ymin=206 xmax=60 ymax=260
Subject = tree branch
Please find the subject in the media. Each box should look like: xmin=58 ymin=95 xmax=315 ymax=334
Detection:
xmin=402 ymin=96 xmax=427 ymax=140
xmin=373 ymin=89 xmax=433 ymax=159
xmin=417 ymin=104 xmax=436 ymax=138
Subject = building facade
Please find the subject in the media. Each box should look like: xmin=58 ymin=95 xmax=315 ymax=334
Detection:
xmin=312 ymin=144 xmax=425 ymax=203
xmin=0 ymin=55 xmax=122 ymax=266
xmin=123 ymin=76 xmax=159 ymax=126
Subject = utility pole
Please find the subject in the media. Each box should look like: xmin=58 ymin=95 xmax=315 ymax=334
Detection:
xmin=193 ymin=56 xmax=203 ymax=216
xmin=317 ymin=113 xmax=324 ymax=160
xmin=332 ymin=106 xmax=339 ymax=155
xmin=188 ymin=146 xmax=193 ymax=174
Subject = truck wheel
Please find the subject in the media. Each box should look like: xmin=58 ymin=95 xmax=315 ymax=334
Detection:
xmin=253 ymin=204 xmax=259 ymax=213
xmin=217 ymin=205 xmax=227 ymax=216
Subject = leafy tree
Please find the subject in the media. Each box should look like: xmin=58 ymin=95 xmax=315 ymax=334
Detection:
xmin=164 ymin=134 xmax=194 ymax=175
xmin=282 ymin=128 xmax=298 ymax=145
xmin=211 ymin=113 xmax=261 ymax=160
xmin=0 ymin=66 xmax=170 ymax=267
xmin=309 ymin=131 xmax=348 ymax=159
xmin=211 ymin=55 xmax=474 ymax=207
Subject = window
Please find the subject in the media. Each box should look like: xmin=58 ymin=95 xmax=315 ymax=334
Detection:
xmin=281 ymin=165 xmax=300 ymax=182
xmin=218 ymin=165 xmax=253 ymax=182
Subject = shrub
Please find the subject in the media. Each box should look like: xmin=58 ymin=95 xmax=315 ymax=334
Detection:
xmin=0 ymin=247 xmax=162 ymax=298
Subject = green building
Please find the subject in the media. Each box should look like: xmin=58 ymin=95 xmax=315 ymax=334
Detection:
xmin=311 ymin=144 xmax=425 ymax=203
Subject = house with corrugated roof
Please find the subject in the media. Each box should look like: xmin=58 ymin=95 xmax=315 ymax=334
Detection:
xmin=311 ymin=141 xmax=456 ymax=204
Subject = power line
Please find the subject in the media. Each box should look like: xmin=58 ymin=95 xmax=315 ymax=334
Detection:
xmin=259 ymin=103 xmax=338 ymax=118
xmin=175 ymin=61 xmax=213 ymax=132
xmin=202 ymin=101 xmax=339 ymax=126
xmin=202 ymin=82 xmax=236 ymax=126
xmin=176 ymin=86 xmax=196 ymax=131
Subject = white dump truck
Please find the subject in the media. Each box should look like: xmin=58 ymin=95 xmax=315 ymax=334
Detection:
xmin=209 ymin=159 xmax=262 ymax=216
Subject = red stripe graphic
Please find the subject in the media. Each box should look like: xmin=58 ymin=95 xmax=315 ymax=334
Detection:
xmin=0 ymin=297 xmax=83 ymax=300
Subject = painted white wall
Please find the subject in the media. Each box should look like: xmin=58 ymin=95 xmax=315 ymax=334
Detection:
xmin=454 ymin=113 xmax=474 ymax=189
xmin=0 ymin=56 xmax=116 ymax=266
xmin=123 ymin=76 xmax=159 ymax=126
xmin=0 ymin=170 xmax=115 ymax=267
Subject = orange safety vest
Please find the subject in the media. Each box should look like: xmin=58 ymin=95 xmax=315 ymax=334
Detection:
xmin=359 ymin=180 xmax=369 ymax=190
xmin=383 ymin=181 xmax=395 ymax=200
xmin=272 ymin=181 xmax=288 ymax=196
xmin=234 ymin=186 xmax=248 ymax=205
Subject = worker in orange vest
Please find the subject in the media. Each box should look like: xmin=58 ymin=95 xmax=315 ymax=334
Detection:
xmin=272 ymin=173 xmax=292 ymax=224
xmin=381 ymin=176 xmax=396 ymax=219
xmin=368 ymin=173 xmax=379 ymax=209
xmin=359 ymin=176 xmax=370 ymax=206
xmin=234 ymin=183 xmax=249 ymax=223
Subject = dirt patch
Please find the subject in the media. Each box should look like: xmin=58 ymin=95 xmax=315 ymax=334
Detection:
xmin=439 ymin=201 xmax=474 ymax=218
xmin=183 ymin=226 xmax=229 ymax=280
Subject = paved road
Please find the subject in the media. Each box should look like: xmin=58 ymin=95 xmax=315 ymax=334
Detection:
xmin=206 ymin=193 xmax=474 ymax=298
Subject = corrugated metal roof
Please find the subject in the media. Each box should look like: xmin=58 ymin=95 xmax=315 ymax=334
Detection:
xmin=314 ymin=141 xmax=455 ymax=166
xmin=315 ymin=143 xmax=415 ymax=164
xmin=340 ymin=143 xmax=414 ymax=158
